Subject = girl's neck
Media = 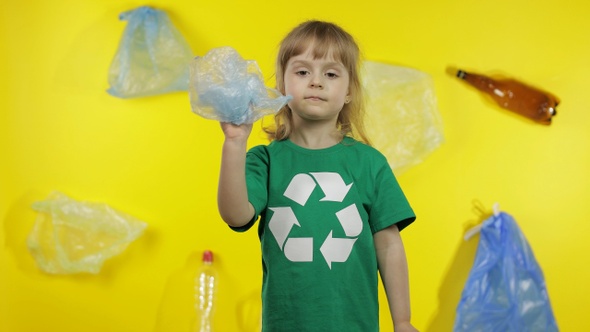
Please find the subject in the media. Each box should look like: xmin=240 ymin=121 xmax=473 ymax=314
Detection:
xmin=288 ymin=127 xmax=342 ymax=149
xmin=288 ymin=111 xmax=342 ymax=149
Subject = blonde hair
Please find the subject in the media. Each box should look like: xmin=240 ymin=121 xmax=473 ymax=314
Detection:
xmin=264 ymin=20 xmax=371 ymax=145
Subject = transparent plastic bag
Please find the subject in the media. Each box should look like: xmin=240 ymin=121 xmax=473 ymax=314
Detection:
xmin=27 ymin=192 xmax=147 ymax=274
xmin=454 ymin=212 xmax=558 ymax=331
xmin=362 ymin=61 xmax=444 ymax=173
xmin=107 ymin=6 xmax=193 ymax=98
xmin=189 ymin=46 xmax=291 ymax=125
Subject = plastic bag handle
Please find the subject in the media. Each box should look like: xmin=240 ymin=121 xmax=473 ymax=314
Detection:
xmin=464 ymin=202 xmax=500 ymax=241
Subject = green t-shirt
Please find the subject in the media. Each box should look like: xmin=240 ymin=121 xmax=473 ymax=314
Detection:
xmin=233 ymin=137 xmax=415 ymax=331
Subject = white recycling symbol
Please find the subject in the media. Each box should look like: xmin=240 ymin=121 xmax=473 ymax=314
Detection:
xmin=268 ymin=172 xmax=363 ymax=269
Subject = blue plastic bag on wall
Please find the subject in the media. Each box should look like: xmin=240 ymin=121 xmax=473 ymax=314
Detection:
xmin=454 ymin=211 xmax=558 ymax=332
xmin=107 ymin=6 xmax=193 ymax=98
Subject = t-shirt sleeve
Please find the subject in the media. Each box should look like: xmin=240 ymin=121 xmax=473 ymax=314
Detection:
xmin=229 ymin=145 xmax=269 ymax=232
xmin=369 ymin=157 xmax=416 ymax=233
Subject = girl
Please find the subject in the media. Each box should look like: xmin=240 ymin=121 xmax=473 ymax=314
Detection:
xmin=217 ymin=20 xmax=418 ymax=332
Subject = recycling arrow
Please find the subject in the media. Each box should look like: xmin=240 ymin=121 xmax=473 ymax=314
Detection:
xmin=310 ymin=172 xmax=352 ymax=202
xmin=335 ymin=204 xmax=363 ymax=237
xmin=320 ymin=231 xmax=357 ymax=269
xmin=268 ymin=207 xmax=299 ymax=249
xmin=268 ymin=172 xmax=363 ymax=269
xmin=284 ymin=237 xmax=313 ymax=262
xmin=284 ymin=174 xmax=316 ymax=206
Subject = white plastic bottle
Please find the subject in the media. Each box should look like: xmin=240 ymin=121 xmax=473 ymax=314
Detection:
xmin=194 ymin=250 xmax=217 ymax=332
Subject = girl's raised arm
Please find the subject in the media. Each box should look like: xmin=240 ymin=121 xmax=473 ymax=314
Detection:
xmin=217 ymin=122 xmax=256 ymax=227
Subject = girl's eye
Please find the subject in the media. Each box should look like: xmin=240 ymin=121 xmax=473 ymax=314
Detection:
xmin=296 ymin=70 xmax=309 ymax=76
xmin=326 ymin=72 xmax=339 ymax=78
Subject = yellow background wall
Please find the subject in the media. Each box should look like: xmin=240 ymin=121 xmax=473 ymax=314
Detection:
xmin=2 ymin=0 xmax=589 ymax=331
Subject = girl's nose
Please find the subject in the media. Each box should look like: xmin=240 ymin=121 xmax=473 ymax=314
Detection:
xmin=309 ymin=75 xmax=323 ymax=88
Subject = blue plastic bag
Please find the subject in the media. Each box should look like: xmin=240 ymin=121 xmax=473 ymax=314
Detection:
xmin=455 ymin=212 xmax=558 ymax=332
xmin=107 ymin=6 xmax=193 ymax=98
xmin=188 ymin=46 xmax=291 ymax=125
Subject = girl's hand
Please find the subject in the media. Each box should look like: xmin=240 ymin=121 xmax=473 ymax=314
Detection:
xmin=220 ymin=122 xmax=253 ymax=142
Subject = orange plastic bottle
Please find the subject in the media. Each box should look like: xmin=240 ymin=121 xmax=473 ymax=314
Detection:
xmin=454 ymin=69 xmax=559 ymax=125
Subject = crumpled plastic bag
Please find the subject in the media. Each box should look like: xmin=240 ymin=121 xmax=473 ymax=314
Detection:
xmin=362 ymin=61 xmax=444 ymax=173
xmin=107 ymin=6 xmax=194 ymax=98
xmin=27 ymin=192 xmax=147 ymax=274
xmin=189 ymin=46 xmax=291 ymax=125
xmin=454 ymin=212 xmax=558 ymax=331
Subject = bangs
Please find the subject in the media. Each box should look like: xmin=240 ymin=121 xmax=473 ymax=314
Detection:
xmin=279 ymin=22 xmax=357 ymax=71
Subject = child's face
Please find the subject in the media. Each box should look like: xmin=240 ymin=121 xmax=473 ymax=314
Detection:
xmin=283 ymin=47 xmax=350 ymax=124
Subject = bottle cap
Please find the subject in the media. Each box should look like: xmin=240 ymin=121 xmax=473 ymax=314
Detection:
xmin=202 ymin=250 xmax=214 ymax=263
xmin=456 ymin=69 xmax=467 ymax=79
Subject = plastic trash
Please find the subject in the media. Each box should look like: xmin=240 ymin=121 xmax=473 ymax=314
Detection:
xmin=189 ymin=46 xmax=291 ymax=125
xmin=455 ymin=211 xmax=558 ymax=331
xmin=27 ymin=192 xmax=147 ymax=274
xmin=453 ymin=68 xmax=559 ymax=125
xmin=194 ymin=250 xmax=218 ymax=332
xmin=107 ymin=6 xmax=194 ymax=98
xmin=362 ymin=61 xmax=444 ymax=174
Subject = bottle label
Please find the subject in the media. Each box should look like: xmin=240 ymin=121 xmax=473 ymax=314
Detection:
xmin=493 ymin=89 xmax=505 ymax=97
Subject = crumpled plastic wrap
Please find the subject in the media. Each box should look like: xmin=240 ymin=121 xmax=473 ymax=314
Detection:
xmin=27 ymin=192 xmax=147 ymax=274
xmin=363 ymin=61 xmax=444 ymax=173
xmin=107 ymin=6 xmax=194 ymax=98
xmin=189 ymin=46 xmax=291 ymax=125
xmin=454 ymin=212 xmax=558 ymax=331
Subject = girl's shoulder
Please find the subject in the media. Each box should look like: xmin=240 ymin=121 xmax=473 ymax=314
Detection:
xmin=341 ymin=137 xmax=387 ymax=159
xmin=246 ymin=140 xmax=287 ymax=160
